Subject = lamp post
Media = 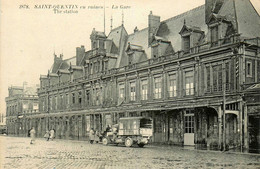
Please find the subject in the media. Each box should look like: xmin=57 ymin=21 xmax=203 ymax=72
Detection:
xmin=223 ymin=82 xmax=226 ymax=151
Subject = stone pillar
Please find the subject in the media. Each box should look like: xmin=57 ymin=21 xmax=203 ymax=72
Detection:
xmin=239 ymin=101 xmax=243 ymax=151
xmin=218 ymin=106 xmax=223 ymax=150
xmin=244 ymin=104 xmax=248 ymax=149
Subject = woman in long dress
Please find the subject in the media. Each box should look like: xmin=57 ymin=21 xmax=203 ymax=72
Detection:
xmin=89 ymin=128 xmax=95 ymax=144
xmin=49 ymin=129 xmax=55 ymax=141
xmin=44 ymin=130 xmax=50 ymax=141
xmin=30 ymin=127 xmax=36 ymax=144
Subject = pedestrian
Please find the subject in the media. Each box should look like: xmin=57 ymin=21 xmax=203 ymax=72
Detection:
xmin=49 ymin=129 xmax=55 ymax=141
xmin=89 ymin=128 xmax=95 ymax=144
xmin=44 ymin=130 xmax=50 ymax=141
xmin=30 ymin=127 xmax=36 ymax=144
xmin=94 ymin=130 xmax=100 ymax=143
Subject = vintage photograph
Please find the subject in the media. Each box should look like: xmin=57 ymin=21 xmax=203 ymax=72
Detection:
xmin=1 ymin=0 xmax=260 ymax=168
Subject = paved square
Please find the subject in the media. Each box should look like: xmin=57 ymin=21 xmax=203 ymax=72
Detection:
xmin=0 ymin=136 xmax=259 ymax=169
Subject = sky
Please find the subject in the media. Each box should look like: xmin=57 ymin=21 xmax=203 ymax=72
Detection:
xmin=1 ymin=0 xmax=260 ymax=115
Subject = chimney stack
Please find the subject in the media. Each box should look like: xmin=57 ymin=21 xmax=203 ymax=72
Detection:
xmin=148 ymin=11 xmax=160 ymax=46
xmin=76 ymin=46 xmax=85 ymax=66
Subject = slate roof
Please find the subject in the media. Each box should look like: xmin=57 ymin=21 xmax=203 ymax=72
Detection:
xmin=45 ymin=0 xmax=260 ymax=76
xmin=107 ymin=25 xmax=125 ymax=49
xmin=218 ymin=0 xmax=260 ymax=38
xmin=126 ymin=5 xmax=207 ymax=59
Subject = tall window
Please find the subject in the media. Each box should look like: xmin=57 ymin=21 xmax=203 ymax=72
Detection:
xmin=96 ymin=89 xmax=100 ymax=105
xmin=169 ymin=74 xmax=177 ymax=97
xmin=86 ymin=90 xmax=90 ymax=106
xmin=72 ymin=93 xmax=75 ymax=104
xmin=154 ymin=77 xmax=162 ymax=99
xmin=185 ymin=110 xmax=194 ymax=133
xmin=78 ymin=91 xmax=82 ymax=105
xmin=49 ymin=97 xmax=52 ymax=110
xmin=104 ymin=61 xmax=108 ymax=71
xmin=211 ymin=26 xmax=218 ymax=46
xmin=206 ymin=66 xmax=211 ymax=92
xmin=246 ymin=61 xmax=252 ymax=77
xmin=185 ymin=71 xmax=194 ymax=96
xmin=60 ymin=94 xmax=63 ymax=109
xmin=66 ymin=93 xmax=69 ymax=105
xmin=55 ymin=96 xmax=58 ymax=110
xmin=213 ymin=64 xmax=222 ymax=92
xmin=183 ymin=36 xmax=190 ymax=53
xmin=141 ymin=79 xmax=148 ymax=100
xmin=119 ymin=84 xmax=125 ymax=99
xmin=225 ymin=62 xmax=230 ymax=91
xmin=130 ymin=81 xmax=136 ymax=101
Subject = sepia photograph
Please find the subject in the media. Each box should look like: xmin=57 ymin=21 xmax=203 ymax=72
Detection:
xmin=0 ymin=0 xmax=260 ymax=168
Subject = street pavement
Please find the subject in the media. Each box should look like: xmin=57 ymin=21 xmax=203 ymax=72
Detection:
xmin=0 ymin=136 xmax=259 ymax=169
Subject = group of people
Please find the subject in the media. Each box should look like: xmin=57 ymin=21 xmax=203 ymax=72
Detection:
xmin=27 ymin=127 xmax=56 ymax=144
xmin=89 ymin=128 xmax=102 ymax=144
xmin=89 ymin=125 xmax=118 ymax=144
xmin=29 ymin=125 xmax=116 ymax=145
xmin=44 ymin=129 xmax=55 ymax=141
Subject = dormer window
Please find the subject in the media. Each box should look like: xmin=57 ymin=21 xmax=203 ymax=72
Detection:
xmin=211 ymin=25 xmax=218 ymax=47
xmin=183 ymin=36 xmax=190 ymax=53
xmin=179 ymin=22 xmax=204 ymax=54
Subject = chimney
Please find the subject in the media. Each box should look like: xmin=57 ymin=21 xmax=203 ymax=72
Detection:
xmin=205 ymin=0 xmax=225 ymax=24
xmin=148 ymin=11 xmax=160 ymax=46
xmin=76 ymin=46 xmax=85 ymax=66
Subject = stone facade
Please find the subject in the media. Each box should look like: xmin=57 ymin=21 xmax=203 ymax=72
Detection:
xmin=5 ymin=84 xmax=39 ymax=136
xmin=8 ymin=0 xmax=260 ymax=151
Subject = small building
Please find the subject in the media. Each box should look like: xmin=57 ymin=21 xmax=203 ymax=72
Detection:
xmin=5 ymin=83 xmax=39 ymax=136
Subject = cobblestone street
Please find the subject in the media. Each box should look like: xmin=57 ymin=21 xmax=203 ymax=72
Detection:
xmin=0 ymin=136 xmax=259 ymax=169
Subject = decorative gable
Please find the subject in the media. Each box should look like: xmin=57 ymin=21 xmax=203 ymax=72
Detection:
xmin=179 ymin=21 xmax=204 ymax=53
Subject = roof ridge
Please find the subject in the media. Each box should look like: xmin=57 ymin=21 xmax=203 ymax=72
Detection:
xmin=107 ymin=25 xmax=123 ymax=37
xmin=162 ymin=5 xmax=205 ymax=23
xmin=128 ymin=27 xmax=148 ymax=37
xmin=127 ymin=5 xmax=204 ymax=38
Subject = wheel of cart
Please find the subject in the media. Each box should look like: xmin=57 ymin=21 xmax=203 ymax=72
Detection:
xmin=125 ymin=137 xmax=133 ymax=147
xmin=102 ymin=137 xmax=110 ymax=145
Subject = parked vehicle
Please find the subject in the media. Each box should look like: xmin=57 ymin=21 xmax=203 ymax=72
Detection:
xmin=102 ymin=117 xmax=153 ymax=147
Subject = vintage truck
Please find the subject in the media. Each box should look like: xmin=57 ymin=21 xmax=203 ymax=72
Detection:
xmin=102 ymin=117 xmax=153 ymax=147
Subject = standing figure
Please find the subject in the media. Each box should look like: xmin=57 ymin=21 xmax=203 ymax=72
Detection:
xmin=89 ymin=128 xmax=95 ymax=144
xmin=30 ymin=127 xmax=36 ymax=144
xmin=44 ymin=130 xmax=50 ymax=141
xmin=49 ymin=129 xmax=55 ymax=141
xmin=94 ymin=130 xmax=100 ymax=143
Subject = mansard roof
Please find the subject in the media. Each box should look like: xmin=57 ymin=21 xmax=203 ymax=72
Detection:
xmin=218 ymin=0 xmax=260 ymax=38
xmin=49 ymin=56 xmax=76 ymax=74
xmin=126 ymin=5 xmax=206 ymax=59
